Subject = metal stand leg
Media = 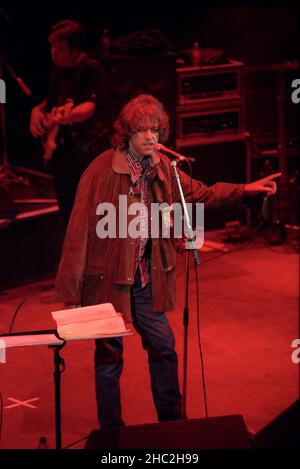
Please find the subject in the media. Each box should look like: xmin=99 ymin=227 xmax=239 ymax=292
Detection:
xmin=49 ymin=344 xmax=65 ymax=450
xmin=182 ymin=250 xmax=190 ymax=420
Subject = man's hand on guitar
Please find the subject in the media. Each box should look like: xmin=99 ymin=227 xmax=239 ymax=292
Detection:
xmin=40 ymin=100 xmax=74 ymax=163
xmin=50 ymin=100 xmax=74 ymax=126
xmin=30 ymin=106 xmax=48 ymax=138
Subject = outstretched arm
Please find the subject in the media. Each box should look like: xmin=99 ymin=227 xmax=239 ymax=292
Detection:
xmin=174 ymin=163 xmax=281 ymax=209
xmin=244 ymin=172 xmax=281 ymax=195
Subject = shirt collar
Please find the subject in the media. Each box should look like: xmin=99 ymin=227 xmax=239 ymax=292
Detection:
xmin=112 ymin=147 xmax=164 ymax=181
xmin=127 ymin=150 xmax=153 ymax=184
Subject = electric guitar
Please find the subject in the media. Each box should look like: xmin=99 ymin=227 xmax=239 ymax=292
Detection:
xmin=42 ymin=99 xmax=74 ymax=163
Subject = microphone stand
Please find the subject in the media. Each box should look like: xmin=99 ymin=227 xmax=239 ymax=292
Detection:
xmin=171 ymin=160 xmax=200 ymax=420
xmin=0 ymin=51 xmax=34 ymax=190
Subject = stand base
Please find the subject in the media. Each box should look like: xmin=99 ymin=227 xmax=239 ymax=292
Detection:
xmin=0 ymin=164 xmax=35 ymax=190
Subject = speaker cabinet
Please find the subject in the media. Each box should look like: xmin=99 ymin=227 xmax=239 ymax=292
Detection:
xmin=90 ymin=51 xmax=176 ymax=145
xmin=85 ymin=415 xmax=252 ymax=449
xmin=176 ymin=135 xmax=250 ymax=230
xmin=254 ymin=400 xmax=300 ymax=449
xmin=245 ymin=66 xmax=299 ymax=147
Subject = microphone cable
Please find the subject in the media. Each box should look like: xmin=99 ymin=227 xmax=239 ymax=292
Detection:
xmin=7 ymin=283 xmax=54 ymax=335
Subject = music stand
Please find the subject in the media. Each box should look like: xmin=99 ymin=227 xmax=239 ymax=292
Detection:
xmin=0 ymin=328 xmax=132 ymax=450
xmin=1 ymin=330 xmax=65 ymax=449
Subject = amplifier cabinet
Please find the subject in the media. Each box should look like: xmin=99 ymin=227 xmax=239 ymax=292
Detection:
xmin=176 ymin=61 xmax=244 ymax=106
xmin=176 ymin=101 xmax=245 ymax=140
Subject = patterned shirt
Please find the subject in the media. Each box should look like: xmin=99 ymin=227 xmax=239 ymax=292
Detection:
xmin=126 ymin=150 xmax=154 ymax=287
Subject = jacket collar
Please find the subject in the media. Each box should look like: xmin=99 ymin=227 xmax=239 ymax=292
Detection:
xmin=112 ymin=147 xmax=165 ymax=181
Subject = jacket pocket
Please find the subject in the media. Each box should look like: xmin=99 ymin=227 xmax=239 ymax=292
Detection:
xmin=82 ymin=273 xmax=106 ymax=306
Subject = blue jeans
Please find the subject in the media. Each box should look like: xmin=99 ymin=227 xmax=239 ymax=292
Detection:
xmin=94 ymin=269 xmax=182 ymax=427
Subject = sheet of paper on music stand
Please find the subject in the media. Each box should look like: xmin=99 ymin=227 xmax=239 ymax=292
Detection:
xmin=51 ymin=303 xmax=131 ymax=340
xmin=1 ymin=334 xmax=64 ymax=348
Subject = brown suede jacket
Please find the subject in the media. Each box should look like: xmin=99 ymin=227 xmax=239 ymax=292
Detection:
xmin=55 ymin=147 xmax=245 ymax=320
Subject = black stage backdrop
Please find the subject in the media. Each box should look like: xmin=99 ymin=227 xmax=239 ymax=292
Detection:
xmin=0 ymin=1 xmax=299 ymax=169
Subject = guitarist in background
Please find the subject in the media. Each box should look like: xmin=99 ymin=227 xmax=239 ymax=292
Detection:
xmin=29 ymin=19 xmax=109 ymax=224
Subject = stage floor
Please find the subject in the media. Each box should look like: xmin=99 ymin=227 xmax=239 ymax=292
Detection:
xmin=0 ymin=230 xmax=298 ymax=449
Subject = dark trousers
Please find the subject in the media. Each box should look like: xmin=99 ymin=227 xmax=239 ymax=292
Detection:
xmin=94 ymin=270 xmax=182 ymax=428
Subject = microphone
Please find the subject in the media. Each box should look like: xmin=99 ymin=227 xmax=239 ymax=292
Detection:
xmin=154 ymin=143 xmax=195 ymax=162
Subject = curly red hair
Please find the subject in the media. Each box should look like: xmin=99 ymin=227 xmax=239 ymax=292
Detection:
xmin=111 ymin=94 xmax=170 ymax=149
